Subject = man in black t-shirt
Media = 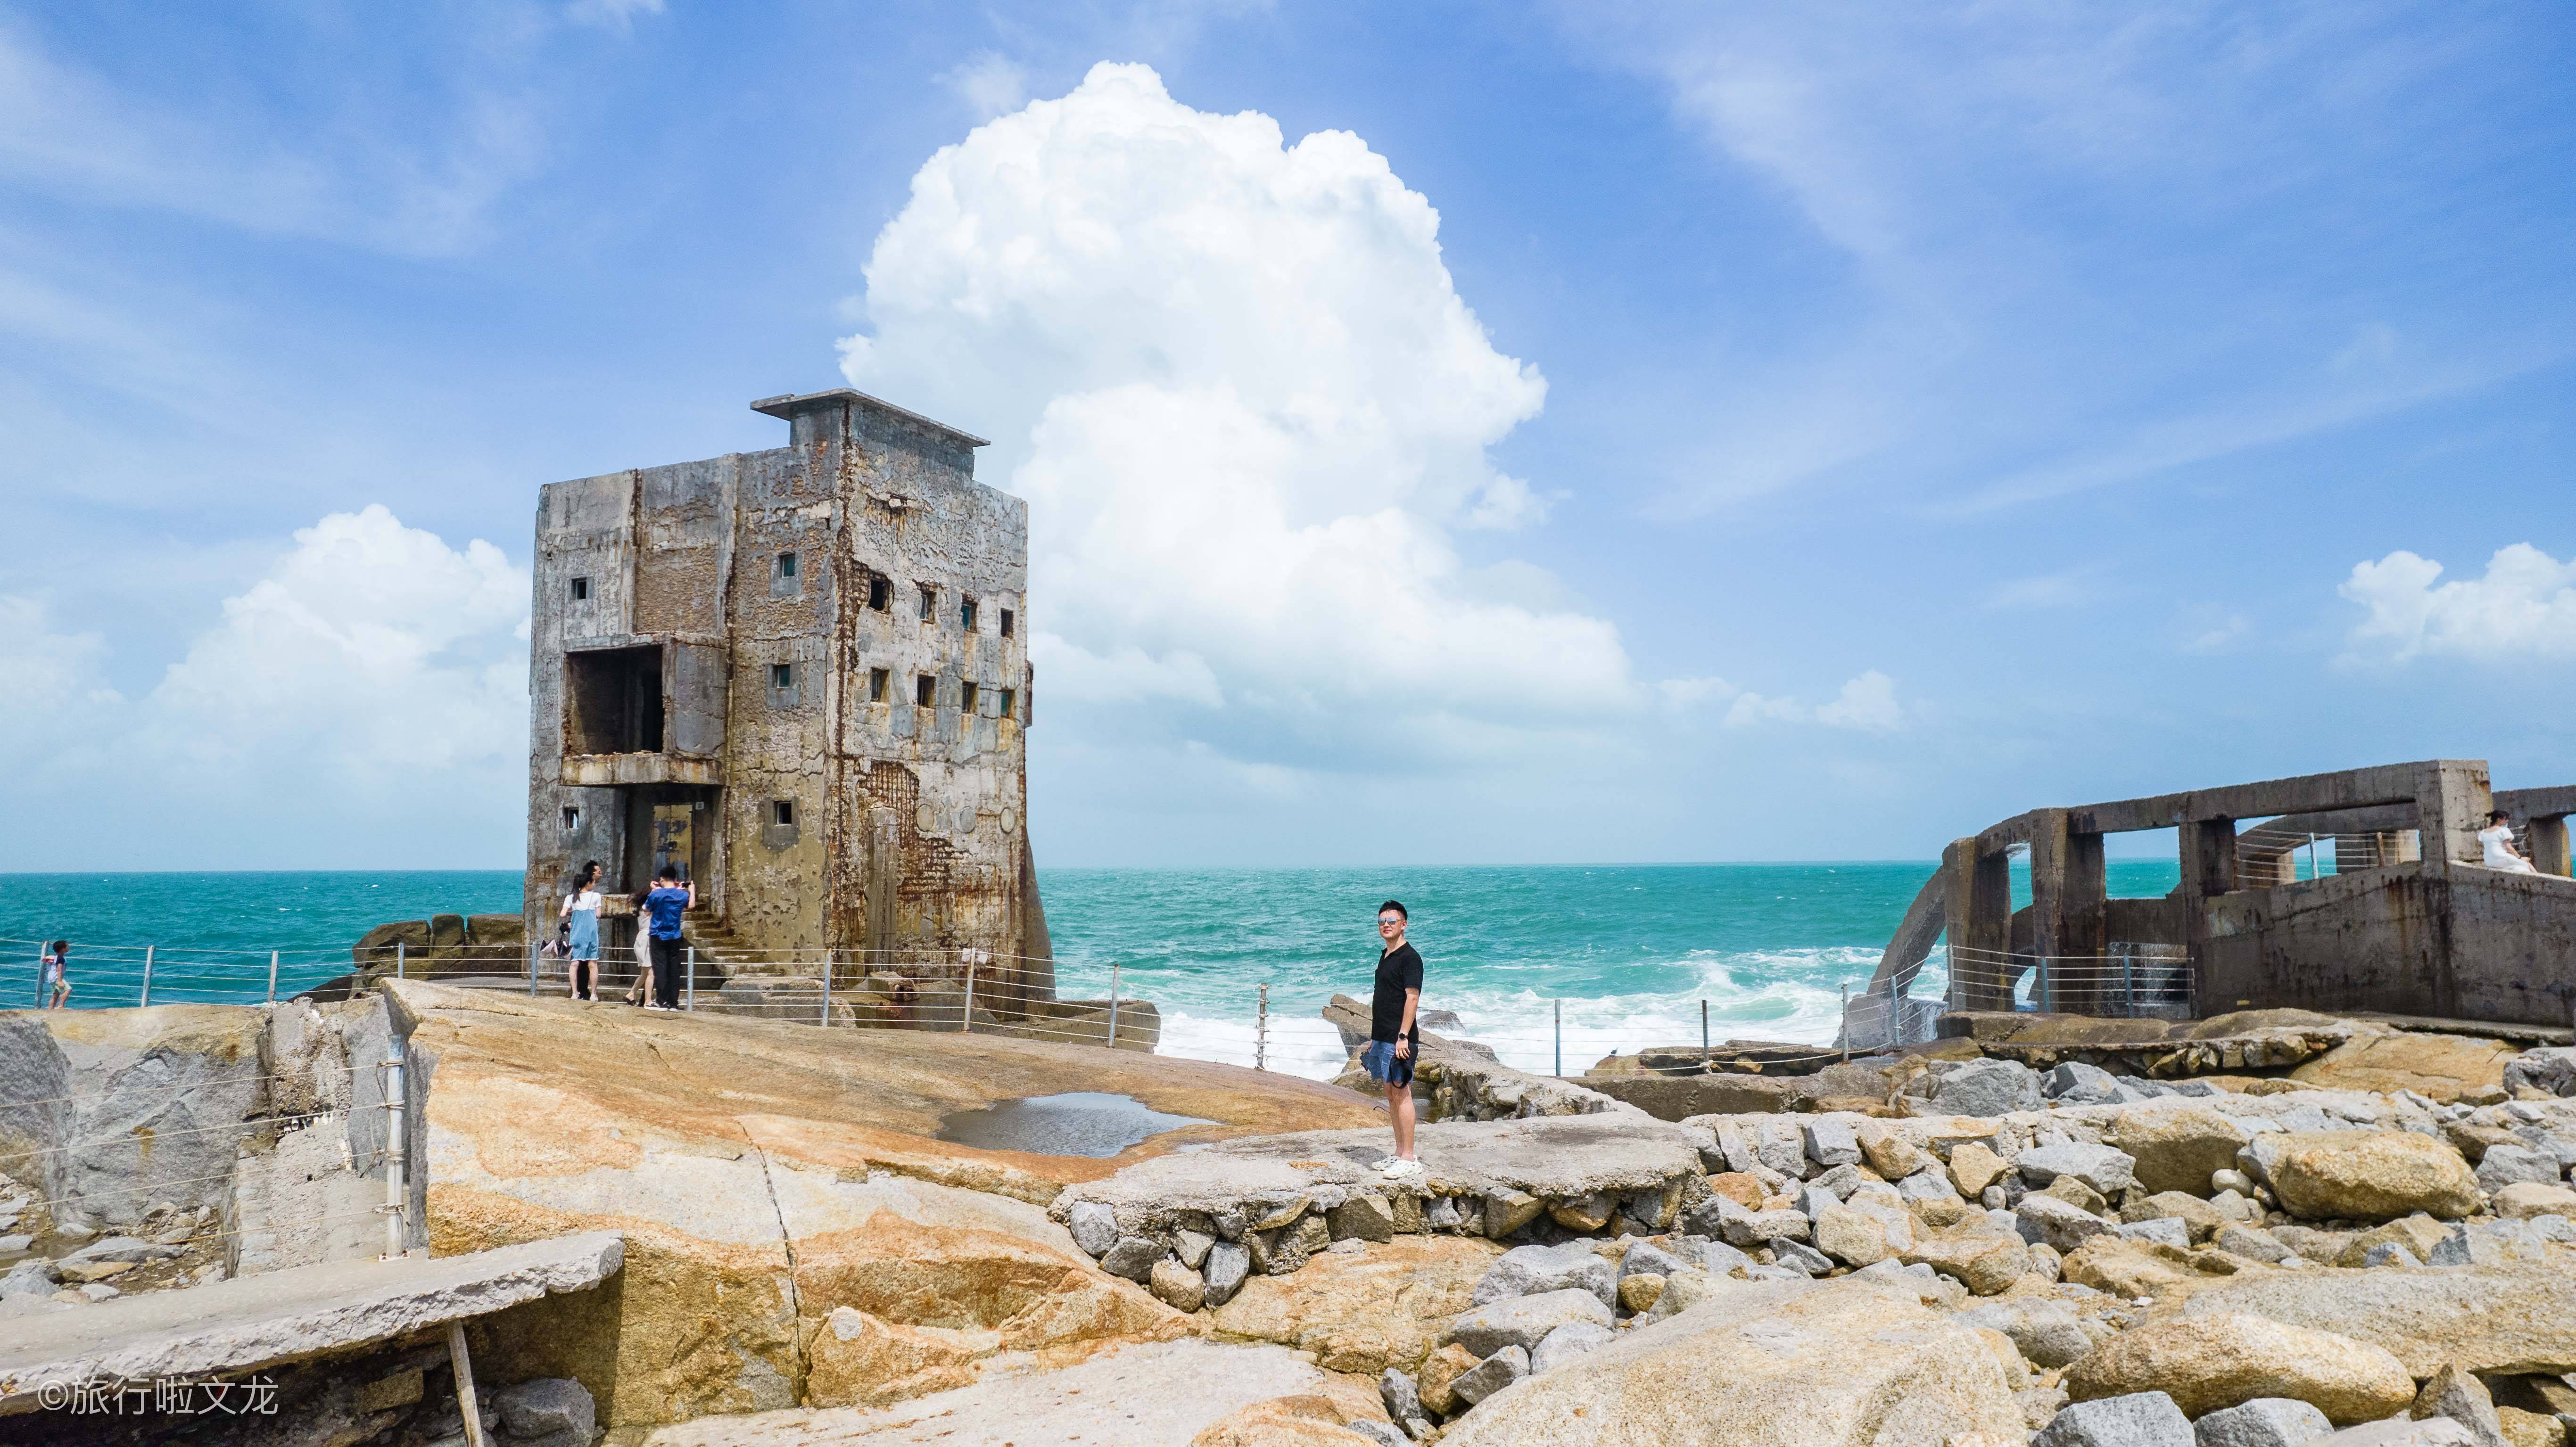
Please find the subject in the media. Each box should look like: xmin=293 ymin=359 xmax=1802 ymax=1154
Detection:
xmin=1362 ymin=899 xmax=1425 ymax=1178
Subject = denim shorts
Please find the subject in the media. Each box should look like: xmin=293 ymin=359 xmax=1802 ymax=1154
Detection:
xmin=1361 ymin=1039 xmax=1416 ymax=1088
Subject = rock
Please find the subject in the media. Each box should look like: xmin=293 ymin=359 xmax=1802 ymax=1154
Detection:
xmin=0 ymin=1260 xmax=58 ymax=1300
xmin=1770 ymin=1240 xmax=1833 ymax=1276
xmin=2476 ymin=1146 xmax=2561 ymax=1194
xmin=2502 ymin=1047 xmax=2576 ymax=1098
xmin=1902 ymin=1234 xmax=2032 ymax=1296
xmin=2125 ymin=1191 xmax=2229 ymax=1244
xmin=1101 ymin=1236 xmax=1169 ymax=1283
xmin=1450 ymin=1345 xmax=1529 ymax=1408
xmin=2105 ymin=1106 xmax=2255 ymax=1198
xmin=1618 ymin=1273 xmax=1667 ymax=1313
xmin=1436 ymin=1276 xmax=2026 ymax=1447
xmin=1549 ymin=1191 xmax=1617 ymax=1233
xmin=1473 ymin=1241 xmax=1616 ymax=1309
xmin=1174 ymin=1227 xmax=1215 ymax=1269
xmin=2171 ymin=1262 xmax=2576 ymax=1377
xmin=1345 ymin=1421 xmax=1410 ymax=1447
xmin=1953 ymin=1142 xmax=2015 ymax=1197
xmin=2118 ymin=1218 xmax=2192 ymax=1250
xmin=1816 ymin=1203 xmax=1901 ymax=1267
xmin=1204 ymin=1242 xmax=1253 ymax=1307
xmin=78 ymin=1284 xmax=118 ymax=1302
xmin=1441 ymin=1288 xmax=1616 ymax=1357
xmin=2214 ymin=1225 xmax=2295 ymax=1265
xmin=64 ymin=1236 xmax=184 ymax=1265
xmin=2310 ymin=1421 xmax=2477 ymax=1445
xmin=1854 ymin=1257 xmax=1969 ymax=1310
xmin=1960 ymin=1298 xmax=2097 ymax=1369
xmin=2492 ymin=1408 xmax=2564 ymax=1447
xmin=2248 ymin=1132 xmax=2484 ymax=1222
xmin=1417 ymin=1342 xmax=1480 ymax=1415
xmin=2291 ymin=1034 xmax=2518 ymax=1105
xmin=1380 ymin=1366 xmax=1422 ymax=1424
xmin=2493 ymin=1183 xmax=2576 ymax=1219
xmin=2021 ymin=1195 xmax=2117 ymax=1253
xmin=2022 ymin=1144 xmax=2141 ymax=1196
xmin=1151 ymin=1258 xmax=1208 ymax=1312
xmin=2191 ymin=1397 xmax=2336 ymax=1447
xmin=1069 ymin=1201 xmax=1120 ymax=1257
xmin=2411 ymin=1363 xmax=2510 ymax=1447
xmin=1209 ymin=1235 xmax=1499 ymax=1375
xmin=2064 ymin=1312 xmax=2416 ymax=1424
xmin=1859 ymin=1123 xmax=1933 ymax=1180
xmin=1330 ymin=1195 xmax=1398 ymax=1244
xmin=495 ymin=1377 xmax=596 ymax=1446
xmin=2337 ymin=1217 xmax=2455 ymax=1269
xmin=2035 ymin=1391 xmax=2195 ymax=1447
xmin=2362 ymin=1244 xmax=2425 ymax=1268
xmin=1935 ymin=1059 xmax=2047 ymax=1118
xmin=2047 ymin=1063 xmax=2128 ymax=1106
xmin=1530 ymin=1320 xmax=1613 ymax=1374
xmin=2214 ymin=1167 xmax=2260 ymax=1196
xmin=1805 ymin=1119 xmax=1864 ymax=1168
xmin=1702 ymin=1197 xmax=1812 ymax=1249
xmin=1484 ymin=1188 xmax=1544 ymax=1239
xmin=2046 ymin=1175 xmax=2115 ymax=1216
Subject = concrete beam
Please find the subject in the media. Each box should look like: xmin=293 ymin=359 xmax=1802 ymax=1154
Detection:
xmin=2065 ymin=760 xmax=2475 ymax=836
xmin=2497 ymin=785 xmax=2576 ymax=822
xmin=0 ymin=1233 xmax=623 ymax=1412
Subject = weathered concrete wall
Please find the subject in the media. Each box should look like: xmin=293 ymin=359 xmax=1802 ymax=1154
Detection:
xmin=2204 ymin=863 xmax=2576 ymax=1027
xmin=523 ymin=389 xmax=1039 ymax=975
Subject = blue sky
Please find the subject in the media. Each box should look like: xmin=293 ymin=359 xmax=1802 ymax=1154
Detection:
xmin=2 ymin=0 xmax=2570 ymax=871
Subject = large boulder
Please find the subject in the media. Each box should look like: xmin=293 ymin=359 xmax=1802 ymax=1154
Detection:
xmin=1209 ymin=1235 xmax=1501 ymax=1376
xmin=2164 ymin=1264 xmax=2576 ymax=1378
xmin=2 ymin=1005 xmax=268 ymax=1230
xmin=2063 ymin=1313 xmax=2416 ymax=1425
xmin=1439 ymin=1289 xmax=1615 ymax=1358
xmin=2112 ymin=1105 xmax=2252 ymax=1197
xmin=1473 ymin=1240 xmax=1616 ymax=1308
xmin=1931 ymin=1060 xmax=2045 ymax=1118
xmin=2289 ymin=1034 xmax=2517 ymax=1104
xmin=1438 ymin=1277 xmax=2025 ymax=1447
xmin=2501 ymin=1047 xmax=2576 ymax=1099
xmin=2247 ymin=1132 xmax=2483 ymax=1222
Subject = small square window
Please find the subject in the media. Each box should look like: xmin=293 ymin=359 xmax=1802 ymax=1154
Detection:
xmin=868 ymin=667 xmax=889 ymax=702
xmin=867 ymin=576 xmax=890 ymax=611
xmin=917 ymin=584 xmax=937 ymax=621
xmin=776 ymin=551 xmax=798 ymax=580
xmin=772 ymin=799 xmax=796 ymax=827
xmin=916 ymin=674 xmax=937 ymax=707
xmin=962 ymin=682 xmax=979 ymax=713
xmin=570 ymin=576 xmax=590 ymax=602
xmin=961 ymin=597 xmax=978 ymax=630
xmin=561 ymin=806 xmax=582 ymax=832
xmin=998 ymin=688 xmax=1016 ymax=719
xmin=771 ymin=663 xmax=793 ymax=691
xmin=999 ymin=608 xmax=1015 ymax=638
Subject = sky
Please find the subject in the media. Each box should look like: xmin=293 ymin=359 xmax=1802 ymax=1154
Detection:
xmin=0 ymin=0 xmax=2570 ymax=872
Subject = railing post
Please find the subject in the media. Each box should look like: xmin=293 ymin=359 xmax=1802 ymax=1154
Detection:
xmin=396 ymin=939 xmax=405 ymax=980
xmin=1106 ymin=964 xmax=1122 ymax=1050
xmin=2122 ymin=945 xmax=2136 ymax=1019
xmin=687 ymin=947 xmax=698 ymax=1012
xmin=528 ymin=940 xmax=538 ymax=997
xmin=140 ymin=945 xmax=154 ymax=1007
xmin=1255 ymin=983 xmax=1269 ymax=1071
xmin=818 ymin=955 xmax=830 ymax=1027
xmin=959 ymin=957 xmax=974 ymax=1033
xmin=1701 ymin=999 xmax=1710 ymax=1071
xmin=1840 ymin=985 xmax=1851 ymax=1062
xmin=267 ymin=950 xmax=280 ymax=1005
xmin=382 ymin=1035 xmax=407 ymax=1259
xmin=1553 ymin=998 xmax=1562 ymax=1078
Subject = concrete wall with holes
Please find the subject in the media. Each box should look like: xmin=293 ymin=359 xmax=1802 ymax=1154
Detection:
xmin=522 ymin=389 xmax=1046 ymax=983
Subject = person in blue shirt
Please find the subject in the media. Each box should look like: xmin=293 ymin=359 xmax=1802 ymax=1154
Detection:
xmin=636 ymin=863 xmax=694 ymax=1010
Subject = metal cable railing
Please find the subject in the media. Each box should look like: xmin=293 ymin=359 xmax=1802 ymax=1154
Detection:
xmin=1944 ymin=943 xmax=2192 ymax=1018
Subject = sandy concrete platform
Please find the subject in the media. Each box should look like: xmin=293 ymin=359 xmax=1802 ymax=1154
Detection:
xmin=0 ymin=1231 xmax=623 ymax=1411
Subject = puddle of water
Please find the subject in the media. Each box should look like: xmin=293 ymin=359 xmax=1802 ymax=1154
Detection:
xmin=935 ymin=1092 xmax=1213 ymax=1159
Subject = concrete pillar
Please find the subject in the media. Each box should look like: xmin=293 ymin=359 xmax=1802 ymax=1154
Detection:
xmin=2531 ymin=815 xmax=2573 ymax=878
xmin=2179 ymin=816 xmax=2238 ymax=1015
xmin=1943 ymin=836 xmax=2015 ymax=1012
xmin=2030 ymin=808 xmax=2109 ymax=1014
xmin=2417 ymin=759 xmax=2494 ymax=875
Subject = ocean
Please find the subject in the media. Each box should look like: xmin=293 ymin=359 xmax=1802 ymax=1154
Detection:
xmin=0 ymin=860 xmax=2183 ymax=1078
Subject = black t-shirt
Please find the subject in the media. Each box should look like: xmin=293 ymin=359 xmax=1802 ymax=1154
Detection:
xmin=1371 ymin=942 xmax=1424 ymax=1045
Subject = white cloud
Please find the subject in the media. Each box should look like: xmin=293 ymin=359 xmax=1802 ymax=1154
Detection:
xmin=0 ymin=506 xmax=529 ymax=863
xmin=1658 ymin=675 xmax=1738 ymax=710
xmin=2339 ymin=543 xmax=2576 ymax=663
xmin=1717 ymin=671 xmax=1904 ymax=732
xmin=565 ymin=0 xmax=665 ymax=31
xmin=2182 ymin=612 xmax=2252 ymax=654
xmin=1815 ymin=670 xmax=1903 ymax=731
xmin=840 ymin=63 xmax=1629 ymax=766
xmin=943 ymin=51 xmax=1031 ymax=119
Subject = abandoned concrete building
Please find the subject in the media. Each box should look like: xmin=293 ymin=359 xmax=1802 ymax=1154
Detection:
xmin=1851 ymin=759 xmax=2576 ymax=1045
xmin=520 ymin=387 xmax=1051 ymax=1001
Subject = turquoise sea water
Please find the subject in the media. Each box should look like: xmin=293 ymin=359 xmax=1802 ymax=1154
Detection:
xmin=0 ymin=860 xmax=2182 ymax=1077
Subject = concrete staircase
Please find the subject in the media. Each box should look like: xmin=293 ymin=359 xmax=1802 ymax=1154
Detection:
xmin=678 ymin=910 xmax=827 ymax=1019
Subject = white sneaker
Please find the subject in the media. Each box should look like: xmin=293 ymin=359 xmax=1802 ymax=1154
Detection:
xmin=1369 ymin=1156 xmax=1399 ymax=1172
xmin=1380 ymin=1158 xmax=1425 ymax=1178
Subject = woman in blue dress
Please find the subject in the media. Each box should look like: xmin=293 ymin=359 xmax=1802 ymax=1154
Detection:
xmin=559 ymin=860 xmax=604 ymax=1002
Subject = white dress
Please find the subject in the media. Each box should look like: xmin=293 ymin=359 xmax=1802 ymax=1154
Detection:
xmin=2478 ymin=825 xmax=2538 ymax=873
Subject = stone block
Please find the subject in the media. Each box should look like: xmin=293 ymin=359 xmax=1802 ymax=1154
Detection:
xmin=1440 ymin=1288 xmax=1615 ymax=1357
xmin=1451 ymin=1345 xmax=1528 ymax=1408
xmin=1329 ymin=1195 xmax=1396 ymax=1244
xmin=2034 ymin=1390 xmax=2194 ymax=1447
xmin=2020 ymin=1144 xmax=2140 ymax=1196
xmin=1201 ymin=1241 xmax=1251 ymax=1307
xmin=2189 ymin=1397 xmax=2335 ymax=1447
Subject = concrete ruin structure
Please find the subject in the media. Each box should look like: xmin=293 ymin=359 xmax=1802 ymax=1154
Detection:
xmin=1857 ymin=759 xmax=2576 ymax=1041
xmin=521 ymin=387 xmax=1051 ymax=1002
